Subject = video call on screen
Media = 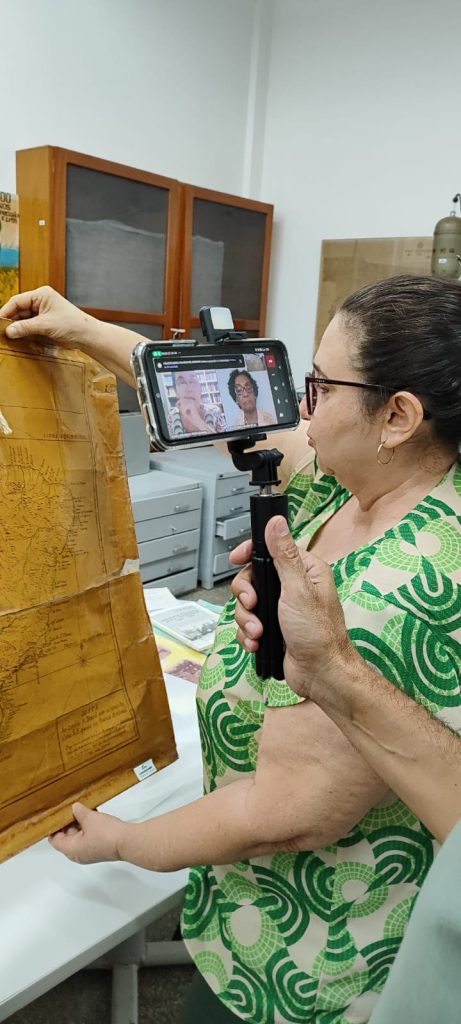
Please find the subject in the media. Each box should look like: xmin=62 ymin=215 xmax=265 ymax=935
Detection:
xmin=149 ymin=345 xmax=296 ymax=439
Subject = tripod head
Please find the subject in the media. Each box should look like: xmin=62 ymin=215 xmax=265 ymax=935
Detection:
xmin=227 ymin=437 xmax=283 ymax=491
xmin=227 ymin=436 xmax=288 ymax=680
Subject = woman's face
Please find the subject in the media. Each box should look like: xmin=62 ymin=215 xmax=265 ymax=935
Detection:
xmin=174 ymin=371 xmax=202 ymax=404
xmin=302 ymin=315 xmax=383 ymax=490
xmin=234 ymin=374 xmax=257 ymax=414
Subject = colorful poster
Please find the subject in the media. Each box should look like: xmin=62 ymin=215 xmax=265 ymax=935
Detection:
xmin=0 ymin=193 xmax=19 ymax=307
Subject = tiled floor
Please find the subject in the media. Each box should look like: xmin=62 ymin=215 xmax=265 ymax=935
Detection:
xmin=7 ymin=578 xmax=233 ymax=1024
xmin=8 ymin=905 xmax=195 ymax=1024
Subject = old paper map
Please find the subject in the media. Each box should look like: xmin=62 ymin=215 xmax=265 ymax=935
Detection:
xmin=314 ymin=236 xmax=432 ymax=348
xmin=0 ymin=322 xmax=176 ymax=861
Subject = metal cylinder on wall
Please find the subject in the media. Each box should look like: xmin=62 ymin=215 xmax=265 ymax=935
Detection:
xmin=432 ymin=194 xmax=461 ymax=278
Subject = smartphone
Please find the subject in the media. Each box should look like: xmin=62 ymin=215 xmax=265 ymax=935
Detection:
xmin=131 ymin=339 xmax=300 ymax=451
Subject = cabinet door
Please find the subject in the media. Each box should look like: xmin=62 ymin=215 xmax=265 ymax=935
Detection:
xmin=180 ymin=184 xmax=273 ymax=338
xmin=17 ymin=147 xmax=182 ymax=339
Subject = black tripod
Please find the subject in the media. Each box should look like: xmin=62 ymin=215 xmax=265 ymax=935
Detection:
xmin=227 ymin=437 xmax=288 ymax=681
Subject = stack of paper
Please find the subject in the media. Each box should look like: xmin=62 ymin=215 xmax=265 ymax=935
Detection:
xmin=144 ymin=588 xmax=221 ymax=653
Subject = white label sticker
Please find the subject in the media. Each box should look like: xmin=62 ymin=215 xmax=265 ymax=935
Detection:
xmin=133 ymin=758 xmax=157 ymax=781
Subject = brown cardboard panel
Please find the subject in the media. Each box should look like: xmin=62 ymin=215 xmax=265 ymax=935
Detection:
xmin=0 ymin=321 xmax=177 ymax=861
xmin=315 ymin=236 xmax=432 ymax=349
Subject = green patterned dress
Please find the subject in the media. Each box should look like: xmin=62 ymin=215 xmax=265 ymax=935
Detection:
xmin=182 ymin=456 xmax=461 ymax=1024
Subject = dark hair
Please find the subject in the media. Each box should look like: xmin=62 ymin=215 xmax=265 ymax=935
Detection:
xmin=339 ymin=274 xmax=461 ymax=450
xmin=228 ymin=369 xmax=258 ymax=403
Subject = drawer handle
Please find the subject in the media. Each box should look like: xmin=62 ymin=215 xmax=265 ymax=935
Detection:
xmin=230 ymin=505 xmax=244 ymax=513
xmin=239 ymin=527 xmax=249 ymax=534
xmin=172 ymin=545 xmax=189 ymax=553
xmin=231 ymin=486 xmax=245 ymax=494
xmin=174 ymin=504 xmax=190 ymax=512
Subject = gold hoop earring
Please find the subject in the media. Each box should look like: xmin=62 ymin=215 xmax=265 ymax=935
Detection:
xmin=377 ymin=442 xmax=395 ymax=465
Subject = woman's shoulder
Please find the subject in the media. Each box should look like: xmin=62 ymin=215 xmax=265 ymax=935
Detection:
xmin=340 ymin=462 xmax=461 ymax=634
xmin=424 ymin=460 xmax=461 ymax=517
xmin=260 ymin=408 xmax=277 ymax=426
xmin=397 ymin=461 xmax=461 ymax=546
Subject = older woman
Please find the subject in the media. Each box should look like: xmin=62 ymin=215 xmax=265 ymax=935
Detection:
xmin=168 ymin=369 xmax=227 ymax=436
xmin=227 ymin=367 xmax=276 ymax=428
xmin=2 ymin=276 xmax=461 ymax=1024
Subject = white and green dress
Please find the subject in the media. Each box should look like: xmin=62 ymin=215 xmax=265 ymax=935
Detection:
xmin=182 ymin=458 xmax=461 ymax=1024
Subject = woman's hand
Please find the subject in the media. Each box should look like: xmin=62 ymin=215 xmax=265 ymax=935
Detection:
xmin=230 ymin=517 xmax=352 ymax=700
xmin=0 ymin=286 xmax=96 ymax=350
xmin=230 ymin=538 xmax=261 ymax=653
xmin=176 ymin=398 xmax=213 ymax=433
xmin=49 ymin=802 xmax=127 ymax=864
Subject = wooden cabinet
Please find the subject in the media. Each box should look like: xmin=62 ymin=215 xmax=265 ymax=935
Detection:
xmin=16 ymin=146 xmax=182 ymax=342
xmin=16 ymin=146 xmax=273 ymax=344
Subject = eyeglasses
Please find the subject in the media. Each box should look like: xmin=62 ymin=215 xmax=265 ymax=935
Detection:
xmin=305 ymin=373 xmax=431 ymax=419
xmin=235 ymin=385 xmax=254 ymax=395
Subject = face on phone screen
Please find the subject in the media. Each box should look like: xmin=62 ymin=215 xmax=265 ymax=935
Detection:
xmin=140 ymin=341 xmax=299 ymax=447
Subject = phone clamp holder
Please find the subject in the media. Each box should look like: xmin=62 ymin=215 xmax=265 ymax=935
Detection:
xmin=227 ymin=437 xmax=288 ymax=681
xmin=199 ymin=306 xmax=247 ymax=345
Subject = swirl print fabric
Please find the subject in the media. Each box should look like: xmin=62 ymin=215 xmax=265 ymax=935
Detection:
xmin=182 ymin=460 xmax=461 ymax=1023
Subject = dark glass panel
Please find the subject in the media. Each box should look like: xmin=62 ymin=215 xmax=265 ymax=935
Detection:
xmin=66 ymin=165 xmax=168 ymax=313
xmin=191 ymin=200 xmax=266 ymax=320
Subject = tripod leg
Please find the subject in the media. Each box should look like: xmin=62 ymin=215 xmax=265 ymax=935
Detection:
xmin=250 ymin=491 xmax=288 ymax=680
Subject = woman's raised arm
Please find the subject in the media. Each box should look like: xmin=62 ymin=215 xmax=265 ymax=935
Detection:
xmin=0 ymin=286 xmax=140 ymax=388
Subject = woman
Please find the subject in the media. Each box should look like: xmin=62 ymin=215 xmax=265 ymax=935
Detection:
xmin=2 ymin=277 xmax=461 ymax=1024
xmin=227 ymin=368 xmax=276 ymax=428
xmin=168 ymin=369 xmax=227 ymax=436
xmin=233 ymin=517 xmax=461 ymax=1024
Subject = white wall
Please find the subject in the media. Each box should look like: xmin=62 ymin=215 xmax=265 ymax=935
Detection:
xmin=4 ymin=0 xmax=461 ymax=390
xmin=0 ymin=0 xmax=256 ymax=194
xmin=260 ymin=0 xmax=461 ymax=385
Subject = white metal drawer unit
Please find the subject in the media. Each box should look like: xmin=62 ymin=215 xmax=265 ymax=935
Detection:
xmin=128 ymin=469 xmax=202 ymax=594
xmin=150 ymin=447 xmax=253 ymax=589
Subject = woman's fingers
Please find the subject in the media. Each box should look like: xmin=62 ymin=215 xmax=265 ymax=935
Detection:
xmin=234 ymin=601 xmax=263 ymax=642
xmin=0 ymin=286 xmax=90 ymax=349
xmin=231 ymin=564 xmax=257 ymax=607
xmin=231 ymin=564 xmax=263 ymax=648
xmin=235 ymin=625 xmax=260 ymax=653
xmin=0 ymin=290 xmax=39 ymax=319
xmin=229 ymin=539 xmax=253 ymax=566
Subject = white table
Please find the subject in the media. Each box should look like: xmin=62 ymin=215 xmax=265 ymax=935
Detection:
xmin=0 ymin=674 xmax=203 ymax=1023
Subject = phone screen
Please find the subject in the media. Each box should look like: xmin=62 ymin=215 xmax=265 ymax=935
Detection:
xmin=140 ymin=340 xmax=300 ymax=447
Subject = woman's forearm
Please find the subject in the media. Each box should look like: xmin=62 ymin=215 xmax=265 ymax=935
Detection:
xmin=312 ymin=646 xmax=461 ymax=842
xmin=116 ymin=777 xmax=299 ymax=871
xmin=78 ymin=317 xmax=139 ymax=387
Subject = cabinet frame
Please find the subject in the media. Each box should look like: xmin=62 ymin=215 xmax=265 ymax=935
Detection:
xmin=17 ymin=146 xmax=183 ymax=337
xmin=180 ymin=183 xmax=273 ymax=336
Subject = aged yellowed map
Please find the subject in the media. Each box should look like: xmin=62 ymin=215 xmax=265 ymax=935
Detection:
xmin=0 ymin=322 xmax=176 ymax=861
xmin=315 ymin=236 xmax=432 ymax=348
